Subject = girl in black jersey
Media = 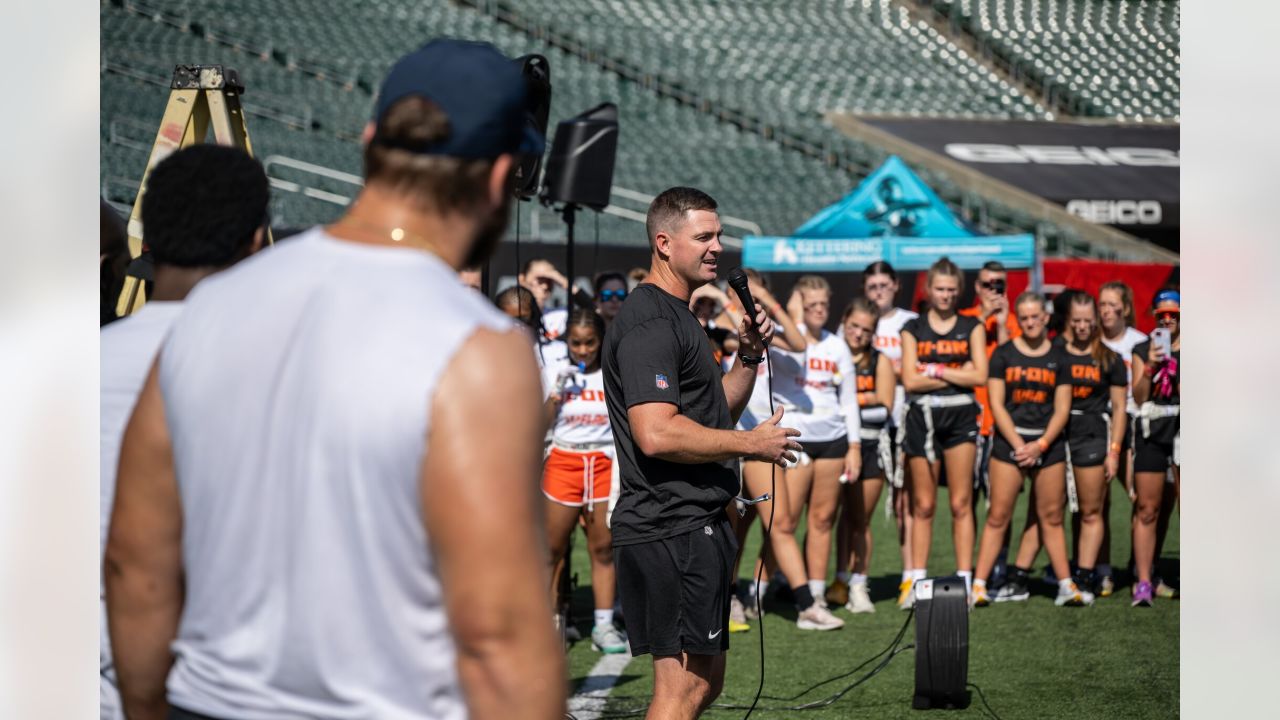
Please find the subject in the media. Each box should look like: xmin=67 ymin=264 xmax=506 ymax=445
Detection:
xmin=1129 ymin=289 xmax=1181 ymax=607
xmin=972 ymin=292 xmax=1092 ymax=608
xmin=830 ymin=298 xmax=896 ymax=613
xmin=1061 ymin=293 xmax=1128 ymax=596
xmin=900 ymin=257 xmax=988 ymax=602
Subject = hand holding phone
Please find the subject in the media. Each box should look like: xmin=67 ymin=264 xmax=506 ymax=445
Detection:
xmin=1151 ymin=328 xmax=1172 ymax=359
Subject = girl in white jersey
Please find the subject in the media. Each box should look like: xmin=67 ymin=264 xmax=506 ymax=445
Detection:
xmin=859 ymin=260 xmax=920 ymax=609
xmin=829 ymin=297 xmax=897 ymax=614
xmin=727 ymin=270 xmax=845 ymax=632
xmin=771 ymin=275 xmax=861 ymax=611
xmin=541 ymin=309 xmax=626 ymax=654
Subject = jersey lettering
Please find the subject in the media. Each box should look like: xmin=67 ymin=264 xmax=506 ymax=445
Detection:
xmin=1071 ymin=365 xmax=1102 ymax=383
xmin=1004 ymin=366 xmax=1057 ymax=384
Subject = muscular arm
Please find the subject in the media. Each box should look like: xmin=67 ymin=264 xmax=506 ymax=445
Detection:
xmin=105 ymin=361 xmax=183 ymax=720
xmin=424 ymin=329 xmax=565 ymax=720
xmin=938 ymin=323 xmax=988 ymax=388
xmin=630 ymin=402 xmax=756 ymax=464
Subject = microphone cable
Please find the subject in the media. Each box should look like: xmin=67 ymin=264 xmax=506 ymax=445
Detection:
xmin=741 ymin=346 xmax=776 ymax=720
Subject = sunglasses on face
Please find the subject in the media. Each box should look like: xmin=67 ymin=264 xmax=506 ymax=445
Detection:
xmin=978 ymin=280 xmax=1006 ymax=292
xmin=600 ymin=289 xmax=627 ymax=301
xmin=1156 ymin=311 xmax=1178 ymax=321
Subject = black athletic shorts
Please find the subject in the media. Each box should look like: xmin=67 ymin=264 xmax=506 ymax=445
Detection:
xmin=902 ymin=401 xmax=979 ymax=459
xmin=858 ymin=433 xmax=887 ymax=480
xmin=991 ymin=431 xmax=1067 ymax=467
xmin=1067 ymin=413 xmax=1109 ymax=468
xmin=800 ymin=436 xmax=849 ymax=461
xmin=1134 ymin=415 xmax=1179 ymax=473
xmin=614 ymin=513 xmax=738 ymax=656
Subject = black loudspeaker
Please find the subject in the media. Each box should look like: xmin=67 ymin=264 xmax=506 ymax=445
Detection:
xmin=540 ymin=102 xmax=618 ymax=210
xmin=512 ymin=54 xmax=551 ymax=199
xmin=913 ymin=576 xmax=970 ymax=710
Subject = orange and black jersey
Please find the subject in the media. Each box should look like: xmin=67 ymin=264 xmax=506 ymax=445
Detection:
xmin=988 ymin=342 xmax=1069 ymax=429
xmin=902 ymin=314 xmax=982 ymax=396
xmin=855 ymin=349 xmax=887 ymax=430
xmin=1061 ymin=347 xmax=1126 ymax=415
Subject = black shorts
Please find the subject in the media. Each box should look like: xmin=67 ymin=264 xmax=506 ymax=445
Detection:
xmin=991 ymin=432 xmax=1067 ymax=467
xmin=614 ymin=514 xmax=738 ymax=657
xmin=1134 ymin=416 xmax=1180 ymax=473
xmin=801 ymin=436 xmax=849 ymax=461
xmin=1067 ymin=413 xmax=1109 ymax=468
xmin=858 ymin=432 xmax=887 ymax=480
xmin=902 ymin=401 xmax=979 ymax=459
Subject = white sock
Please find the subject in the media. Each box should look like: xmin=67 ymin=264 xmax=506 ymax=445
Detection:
xmin=1059 ymin=578 xmax=1076 ymax=592
xmin=901 ymin=569 xmax=913 ymax=582
xmin=750 ymin=580 xmax=765 ymax=601
xmin=808 ymin=580 xmax=826 ymax=599
xmin=912 ymin=568 xmax=928 ymax=581
xmin=957 ymin=570 xmax=973 ymax=595
xmin=974 ymin=578 xmax=987 ymax=589
xmin=836 ymin=571 xmax=852 ymax=585
xmin=851 ymin=573 xmax=868 ymax=587
xmin=594 ymin=609 xmax=614 ymax=627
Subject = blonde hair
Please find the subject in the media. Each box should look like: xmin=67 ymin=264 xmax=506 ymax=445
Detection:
xmin=841 ymin=297 xmax=881 ymax=370
xmin=793 ymin=274 xmax=831 ymax=296
xmin=925 ymin=256 xmax=963 ymax=288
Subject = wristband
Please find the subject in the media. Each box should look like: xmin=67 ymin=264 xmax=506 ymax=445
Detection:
xmin=1036 ymin=438 xmax=1049 ymax=453
xmin=739 ymin=353 xmax=765 ymax=367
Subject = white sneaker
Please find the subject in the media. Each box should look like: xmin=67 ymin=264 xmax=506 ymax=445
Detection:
xmin=845 ymin=583 xmax=876 ymax=614
xmin=796 ymin=602 xmax=845 ymax=631
xmin=590 ymin=623 xmax=629 ymax=654
xmin=1054 ymin=581 xmax=1095 ymax=607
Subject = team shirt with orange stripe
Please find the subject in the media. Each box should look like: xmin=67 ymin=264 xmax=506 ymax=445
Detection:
xmin=901 ymin=314 xmax=982 ymax=397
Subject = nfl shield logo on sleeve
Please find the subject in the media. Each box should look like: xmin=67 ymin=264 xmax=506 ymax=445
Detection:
xmin=655 ymin=373 xmax=669 ymax=389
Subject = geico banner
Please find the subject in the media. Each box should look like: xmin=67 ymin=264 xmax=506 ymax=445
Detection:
xmin=742 ymin=235 xmax=1035 ymax=271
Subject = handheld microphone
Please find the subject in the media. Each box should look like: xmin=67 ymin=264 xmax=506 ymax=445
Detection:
xmin=726 ymin=267 xmax=757 ymax=328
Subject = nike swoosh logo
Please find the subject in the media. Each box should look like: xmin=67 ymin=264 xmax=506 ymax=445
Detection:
xmin=708 ymin=628 xmax=723 ymax=640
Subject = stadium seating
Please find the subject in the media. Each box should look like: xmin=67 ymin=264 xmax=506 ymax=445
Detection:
xmin=511 ymin=0 xmax=1047 ymax=122
xmin=931 ymin=0 xmax=1179 ymax=120
xmin=101 ymin=0 xmax=859 ymax=236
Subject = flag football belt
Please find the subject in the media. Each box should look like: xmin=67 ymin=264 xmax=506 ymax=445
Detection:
xmin=1137 ymin=402 xmax=1180 ymax=439
xmin=1061 ymin=409 xmax=1113 ymax=513
xmin=911 ymin=393 xmax=975 ymax=465
xmin=552 ymin=439 xmax=613 ymax=453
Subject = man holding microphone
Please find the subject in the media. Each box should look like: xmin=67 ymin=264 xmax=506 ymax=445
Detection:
xmin=603 ymin=187 xmax=801 ymax=719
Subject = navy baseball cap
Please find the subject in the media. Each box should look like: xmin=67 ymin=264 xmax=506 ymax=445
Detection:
xmin=372 ymin=39 xmax=545 ymax=159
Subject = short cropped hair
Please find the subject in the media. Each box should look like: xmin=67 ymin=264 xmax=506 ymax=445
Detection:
xmin=364 ymin=96 xmax=497 ymax=216
xmin=141 ymin=144 xmax=268 ymax=268
xmin=645 ymin=186 xmax=717 ymax=247
xmin=980 ymin=260 xmax=1007 ymax=274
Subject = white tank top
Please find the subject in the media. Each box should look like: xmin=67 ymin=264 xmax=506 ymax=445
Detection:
xmin=158 ymin=229 xmax=512 ymax=720
xmin=874 ymin=307 xmax=917 ymax=426
xmin=770 ymin=328 xmax=858 ymax=442
xmin=544 ymin=362 xmax=613 ymax=446
xmin=1102 ymin=326 xmax=1148 ymax=414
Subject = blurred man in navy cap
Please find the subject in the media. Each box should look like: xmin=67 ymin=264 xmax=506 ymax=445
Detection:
xmin=106 ymin=40 xmax=565 ymax=720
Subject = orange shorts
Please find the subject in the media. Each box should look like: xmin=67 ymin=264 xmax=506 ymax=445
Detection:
xmin=542 ymin=447 xmax=613 ymax=507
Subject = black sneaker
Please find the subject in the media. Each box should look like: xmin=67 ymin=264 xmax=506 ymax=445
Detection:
xmin=1073 ymin=568 xmax=1098 ymax=596
xmin=994 ymin=567 xmax=1030 ymax=603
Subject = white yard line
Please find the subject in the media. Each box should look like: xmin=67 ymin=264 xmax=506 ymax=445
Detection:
xmin=568 ymin=651 xmax=634 ymax=720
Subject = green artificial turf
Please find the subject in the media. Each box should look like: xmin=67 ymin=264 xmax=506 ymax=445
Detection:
xmin=561 ymin=481 xmax=1179 ymax=718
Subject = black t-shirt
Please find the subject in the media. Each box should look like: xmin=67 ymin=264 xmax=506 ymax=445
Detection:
xmin=1132 ymin=340 xmax=1180 ymax=405
xmin=988 ymin=341 xmax=1069 ymax=430
xmin=1061 ymin=345 xmax=1127 ymax=416
xmin=855 ymin=350 xmax=887 ymax=430
xmin=602 ymin=284 xmax=738 ymax=546
xmin=901 ymin=313 xmax=982 ymax=396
